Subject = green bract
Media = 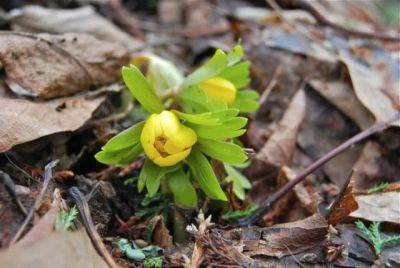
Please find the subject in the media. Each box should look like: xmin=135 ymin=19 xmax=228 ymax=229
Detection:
xmin=96 ymin=44 xmax=257 ymax=208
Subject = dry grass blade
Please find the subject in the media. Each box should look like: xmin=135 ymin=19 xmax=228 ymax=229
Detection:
xmin=9 ymin=160 xmax=59 ymax=245
xmin=69 ymin=186 xmax=117 ymax=268
xmin=0 ymin=171 xmax=27 ymax=216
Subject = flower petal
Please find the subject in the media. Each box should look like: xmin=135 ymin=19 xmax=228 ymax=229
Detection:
xmin=153 ymin=148 xmax=192 ymax=167
xmin=141 ymin=114 xmax=158 ymax=159
xmin=160 ymin=111 xmax=197 ymax=149
xmin=199 ymin=77 xmax=237 ymax=104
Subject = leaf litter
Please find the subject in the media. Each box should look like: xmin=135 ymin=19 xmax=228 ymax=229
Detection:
xmin=0 ymin=0 xmax=399 ymax=267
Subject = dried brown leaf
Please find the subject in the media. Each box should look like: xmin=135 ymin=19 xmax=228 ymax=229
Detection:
xmin=257 ymin=89 xmax=306 ymax=167
xmin=148 ymin=215 xmax=173 ymax=248
xmin=0 ymin=229 xmax=107 ymax=268
xmin=226 ymin=214 xmax=328 ymax=257
xmin=10 ymin=5 xmax=141 ymax=50
xmin=309 ymin=80 xmax=375 ymax=130
xmin=0 ymin=32 xmax=129 ymax=99
xmin=340 ymin=54 xmax=400 ymax=127
xmin=350 ymin=192 xmax=400 ymax=224
xmin=328 ymin=183 xmax=358 ymax=225
xmin=0 ymin=83 xmax=105 ymax=153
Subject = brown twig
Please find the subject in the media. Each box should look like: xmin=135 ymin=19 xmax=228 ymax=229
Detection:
xmin=235 ymin=114 xmax=399 ymax=227
xmin=0 ymin=171 xmax=27 ymax=216
xmin=69 ymin=186 xmax=117 ymax=268
xmin=296 ymin=0 xmax=400 ymax=42
xmin=9 ymin=160 xmax=59 ymax=245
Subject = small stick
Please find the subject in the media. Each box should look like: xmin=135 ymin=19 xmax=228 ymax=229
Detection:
xmin=235 ymin=115 xmax=398 ymax=227
xmin=0 ymin=171 xmax=27 ymax=216
xmin=9 ymin=160 xmax=59 ymax=245
xmin=69 ymin=187 xmax=117 ymax=268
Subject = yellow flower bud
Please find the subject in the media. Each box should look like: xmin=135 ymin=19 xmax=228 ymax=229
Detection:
xmin=140 ymin=111 xmax=197 ymax=167
xmin=199 ymin=77 xmax=237 ymax=105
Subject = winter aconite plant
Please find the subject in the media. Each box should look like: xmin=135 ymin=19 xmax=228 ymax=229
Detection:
xmin=96 ymin=45 xmax=257 ymax=207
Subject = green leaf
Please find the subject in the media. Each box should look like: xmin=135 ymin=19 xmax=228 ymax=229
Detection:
xmin=189 ymin=117 xmax=247 ymax=140
xmin=122 ymin=65 xmax=164 ymax=114
xmin=174 ymin=109 xmax=240 ymax=126
xmin=118 ymin=143 xmax=144 ymax=165
xmin=197 ymin=139 xmax=248 ymax=164
xmin=232 ymin=90 xmax=260 ymax=113
xmin=95 ymin=146 xmax=132 ymax=164
xmin=180 ymin=86 xmax=227 ymax=113
xmin=219 ymin=61 xmax=250 ymax=89
xmin=139 ymin=159 xmax=163 ymax=194
xmin=224 ymin=164 xmax=251 ymax=200
xmin=167 ymin=168 xmax=197 ymax=208
xmin=102 ymin=121 xmax=145 ymax=151
xmin=182 ymin=49 xmax=228 ymax=87
xmin=186 ymin=148 xmax=227 ymax=201
xmin=227 ymin=44 xmax=244 ymax=66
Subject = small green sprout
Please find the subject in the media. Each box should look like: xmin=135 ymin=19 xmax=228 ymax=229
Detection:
xmin=96 ymin=44 xmax=258 ymax=207
xmin=54 ymin=206 xmax=78 ymax=231
xmin=222 ymin=204 xmax=258 ymax=221
xmin=144 ymin=256 xmax=163 ymax=268
xmin=367 ymin=182 xmax=389 ymax=194
xmin=356 ymin=220 xmax=400 ymax=254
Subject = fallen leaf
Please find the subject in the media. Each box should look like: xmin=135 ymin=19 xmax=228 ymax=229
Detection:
xmin=297 ymin=89 xmax=362 ymax=187
xmin=148 ymin=215 xmax=173 ymax=248
xmin=340 ymin=54 xmax=400 ymax=127
xmin=0 ymin=229 xmax=107 ymax=268
xmin=350 ymin=192 xmax=400 ymax=224
xmin=10 ymin=5 xmax=141 ymax=50
xmin=0 ymin=31 xmax=129 ymax=99
xmin=0 ymin=82 xmax=105 ymax=153
xmin=257 ymin=89 xmax=306 ymax=167
xmin=14 ymin=189 xmax=67 ymax=248
xmin=328 ymin=183 xmax=358 ymax=225
xmin=309 ymin=80 xmax=375 ymax=130
xmin=225 ymin=214 xmax=328 ymax=257
xmin=352 ymin=141 xmax=400 ymax=191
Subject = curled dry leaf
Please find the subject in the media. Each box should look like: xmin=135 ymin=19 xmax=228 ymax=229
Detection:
xmin=225 ymin=213 xmax=328 ymax=257
xmin=9 ymin=5 xmax=142 ymax=50
xmin=328 ymin=183 xmax=358 ymax=225
xmin=340 ymin=54 xmax=400 ymax=128
xmin=0 ymin=229 xmax=107 ymax=268
xmin=351 ymin=141 xmax=400 ymax=191
xmin=0 ymin=83 xmax=105 ymax=153
xmin=257 ymin=89 xmax=306 ymax=167
xmin=309 ymin=80 xmax=375 ymax=130
xmin=0 ymin=31 xmax=129 ymax=99
xmin=350 ymin=192 xmax=400 ymax=224
xmin=148 ymin=215 xmax=173 ymax=248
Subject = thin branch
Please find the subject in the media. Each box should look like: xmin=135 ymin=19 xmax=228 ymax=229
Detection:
xmin=9 ymin=160 xmax=59 ymax=245
xmin=0 ymin=171 xmax=27 ymax=216
xmin=296 ymin=0 xmax=400 ymax=42
xmin=235 ymin=114 xmax=399 ymax=227
xmin=69 ymin=187 xmax=117 ymax=268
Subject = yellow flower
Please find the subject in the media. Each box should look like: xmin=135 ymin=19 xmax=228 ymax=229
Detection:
xmin=199 ymin=77 xmax=237 ymax=104
xmin=140 ymin=111 xmax=197 ymax=167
